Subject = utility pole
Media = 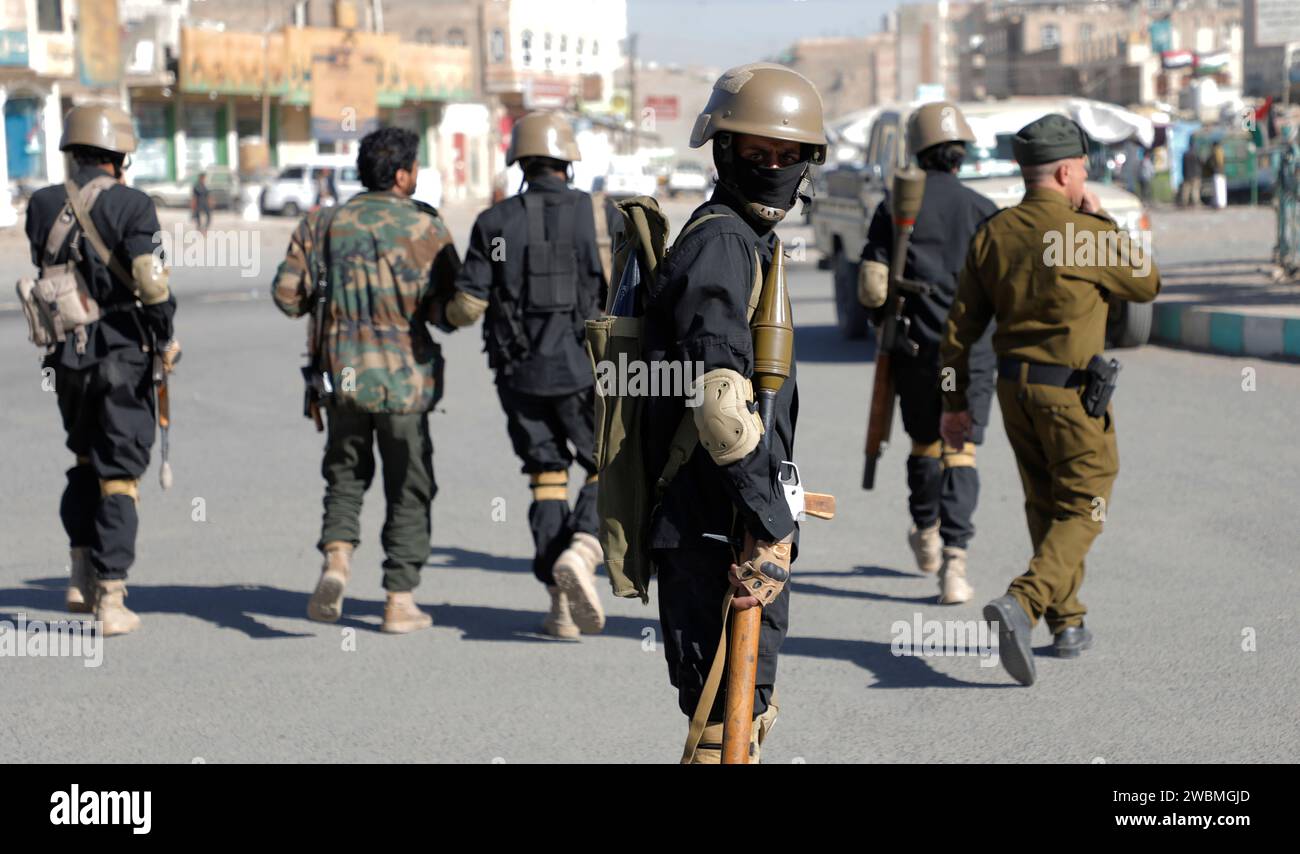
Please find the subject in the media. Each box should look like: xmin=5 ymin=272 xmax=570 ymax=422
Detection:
xmin=627 ymin=32 xmax=638 ymax=153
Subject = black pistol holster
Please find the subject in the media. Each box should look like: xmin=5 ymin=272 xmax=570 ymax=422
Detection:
xmin=1082 ymin=355 xmax=1121 ymax=417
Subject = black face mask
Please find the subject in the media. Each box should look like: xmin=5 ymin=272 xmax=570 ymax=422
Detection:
xmin=724 ymin=160 xmax=809 ymax=225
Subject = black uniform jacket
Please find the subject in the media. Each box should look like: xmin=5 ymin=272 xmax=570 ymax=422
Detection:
xmin=642 ymin=187 xmax=798 ymax=551
xmin=26 ymin=165 xmax=174 ymax=369
xmin=453 ymin=173 xmax=615 ymax=396
xmin=862 ymin=169 xmax=997 ymax=386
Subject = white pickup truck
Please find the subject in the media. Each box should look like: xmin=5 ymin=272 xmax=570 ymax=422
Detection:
xmin=812 ymin=97 xmax=1155 ymax=347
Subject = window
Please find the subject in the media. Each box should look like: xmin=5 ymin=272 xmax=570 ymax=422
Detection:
xmin=576 ymin=37 xmax=584 ymax=55
xmin=592 ymin=40 xmax=599 ymax=56
xmin=1080 ymin=24 xmax=1093 ymax=44
xmin=560 ymin=35 xmax=567 ymax=53
xmin=447 ymin=27 xmax=466 ymax=47
xmin=279 ymin=167 xmax=305 ymax=180
xmin=416 ymin=27 xmax=434 ymax=44
xmin=544 ymin=32 xmax=552 ymax=51
xmin=522 ymin=30 xmax=532 ymax=50
xmin=491 ymin=28 xmax=506 ymax=62
xmin=37 ymin=0 xmax=62 ymax=32
xmin=1041 ymin=24 xmax=1061 ymax=50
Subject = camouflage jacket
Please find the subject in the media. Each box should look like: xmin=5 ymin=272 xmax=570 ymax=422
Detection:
xmin=272 ymin=192 xmax=461 ymax=413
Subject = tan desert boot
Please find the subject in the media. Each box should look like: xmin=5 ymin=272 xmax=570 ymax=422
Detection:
xmin=552 ymin=534 xmax=604 ymax=632
xmin=307 ymin=541 xmax=352 ymax=623
xmin=551 ymin=531 xmax=605 ymax=634
xmin=95 ymin=579 xmax=141 ymax=637
xmin=67 ymin=547 xmax=94 ymax=613
xmin=938 ymin=546 xmax=974 ymax=605
xmin=908 ymin=520 xmax=942 ymax=574
xmin=380 ymin=591 xmax=432 ymax=634
xmin=542 ymin=585 xmax=580 ymax=640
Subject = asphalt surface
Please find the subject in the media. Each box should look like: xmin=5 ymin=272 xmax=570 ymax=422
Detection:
xmin=1 ymin=198 xmax=1296 ymax=763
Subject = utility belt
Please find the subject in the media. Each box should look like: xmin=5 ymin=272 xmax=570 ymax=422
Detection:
xmin=998 ymin=355 xmax=1121 ymax=418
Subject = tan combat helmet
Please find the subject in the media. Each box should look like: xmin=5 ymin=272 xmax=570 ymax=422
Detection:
xmin=689 ymin=63 xmax=827 ymax=164
xmin=507 ymin=111 xmax=581 ymax=166
xmin=60 ymin=104 xmax=137 ymax=154
xmin=906 ymin=101 xmax=975 ymax=158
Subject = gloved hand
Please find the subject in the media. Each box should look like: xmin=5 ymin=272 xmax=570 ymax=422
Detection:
xmin=729 ymin=534 xmax=793 ymax=610
xmin=159 ymin=338 xmax=182 ymax=373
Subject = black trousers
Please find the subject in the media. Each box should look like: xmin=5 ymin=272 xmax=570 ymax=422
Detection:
xmin=893 ymin=352 xmax=989 ymax=550
xmin=655 ymin=547 xmax=789 ymax=720
xmin=53 ymin=351 xmax=156 ymax=580
xmin=496 ymin=385 xmax=598 ymax=585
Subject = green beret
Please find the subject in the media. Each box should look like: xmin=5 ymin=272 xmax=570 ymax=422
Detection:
xmin=1012 ymin=114 xmax=1089 ymax=166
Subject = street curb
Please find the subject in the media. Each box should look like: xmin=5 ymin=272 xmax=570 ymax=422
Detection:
xmin=1153 ymin=301 xmax=1300 ymax=360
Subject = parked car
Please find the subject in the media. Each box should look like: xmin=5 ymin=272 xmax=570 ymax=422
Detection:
xmin=812 ymin=96 xmax=1156 ymax=348
xmin=666 ymin=161 xmax=710 ymax=197
xmin=603 ymin=155 xmax=658 ymax=199
xmin=140 ymin=166 xmax=239 ymax=210
xmin=260 ymin=159 xmax=364 ymax=216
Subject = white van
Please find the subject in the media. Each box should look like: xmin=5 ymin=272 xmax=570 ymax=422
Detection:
xmin=259 ymin=157 xmax=364 ymax=217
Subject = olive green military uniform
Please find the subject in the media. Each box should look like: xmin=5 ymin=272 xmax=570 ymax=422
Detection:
xmin=941 ymin=122 xmax=1160 ymax=633
xmin=273 ymin=191 xmax=460 ymax=591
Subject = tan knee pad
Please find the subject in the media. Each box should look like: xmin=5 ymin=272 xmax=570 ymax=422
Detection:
xmin=910 ymin=440 xmax=942 ymax=459
xmin=530 ymin=470 xmax=568 ymax=502
xmin=941 ymin=442 xmax=977 ymax=468
xmin=100 ymin=478 xmax=140 ymax=503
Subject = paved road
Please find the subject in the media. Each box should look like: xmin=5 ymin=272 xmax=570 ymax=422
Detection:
xmin=1 ymin=198 xmax=1296 ymax=763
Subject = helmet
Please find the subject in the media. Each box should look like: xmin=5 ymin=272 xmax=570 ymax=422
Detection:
xmin=60 ymin=104 xmax=137 ymax=154
xmin=689 ymin=63 xmax=827 ymax=164
xmin=506 ymin=111 xmax=581 ymax=166
xmin=906 ymin=101 xmax=975 ymax=159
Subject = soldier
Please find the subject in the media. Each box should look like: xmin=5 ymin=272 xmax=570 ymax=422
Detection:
xmin=858 ymin=102 xmax=998 ymax=604
xmin=641 ymin=64 xmax=824 ymax=762
xmin=436 ymin=112 xmax=616 ymax=639
xmin=940 ymin=114 xmax=1160 ymax=685
xmin=272 ymin=127 xmax=461 ymax=634
xmin=24 ymin=105 xmax=180 ymax=636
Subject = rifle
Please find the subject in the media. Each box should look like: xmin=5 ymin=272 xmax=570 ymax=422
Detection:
xmin=721 ymin=237 xmax=836 ymax=764
xmin=302 ymin=208 xmax=341 ymax=432
xmin=862 ymin=167 xmax=928 ymax=490
xmin=152 ymin=344 xmax=173 ymax=490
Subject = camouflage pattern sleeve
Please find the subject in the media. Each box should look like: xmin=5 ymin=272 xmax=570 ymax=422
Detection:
xmin=271 ymin=212 xmax=321 ymax=318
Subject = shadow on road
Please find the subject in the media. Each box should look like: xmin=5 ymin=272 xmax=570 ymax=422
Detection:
xmin=1 ymin=577 xmax=315 ymax=639
xmin=427 ymin=545 xmax=531 ymax=575
xmin=791 ymin=579 xmax=938 ymax=605
xmin=794 ymin=323 xmax=874 ymax=365
xmin=783 ymin=635 xmax=1012 ymax=689
xmin=796 ymin=565 xmax=917 ymax=580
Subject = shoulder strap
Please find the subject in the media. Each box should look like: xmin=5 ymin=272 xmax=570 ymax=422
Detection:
xmin=63 ymin=177 xmax=133 ymax=288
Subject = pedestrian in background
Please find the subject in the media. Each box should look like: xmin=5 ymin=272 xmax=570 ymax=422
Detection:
xmin=1211 ymin=141 xmax=1228 ymax=209
xmin=1179 ymin=144 xmax=1201 ymax=207
xmin=191 ymin=171 xmax=211 ymax=234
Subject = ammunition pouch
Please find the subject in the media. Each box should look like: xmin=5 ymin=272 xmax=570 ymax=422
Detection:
xmin=523 ymin=193 xmax=579 ymax=314
xmin=1082 ymin=355 xmax=1121 ymax=418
